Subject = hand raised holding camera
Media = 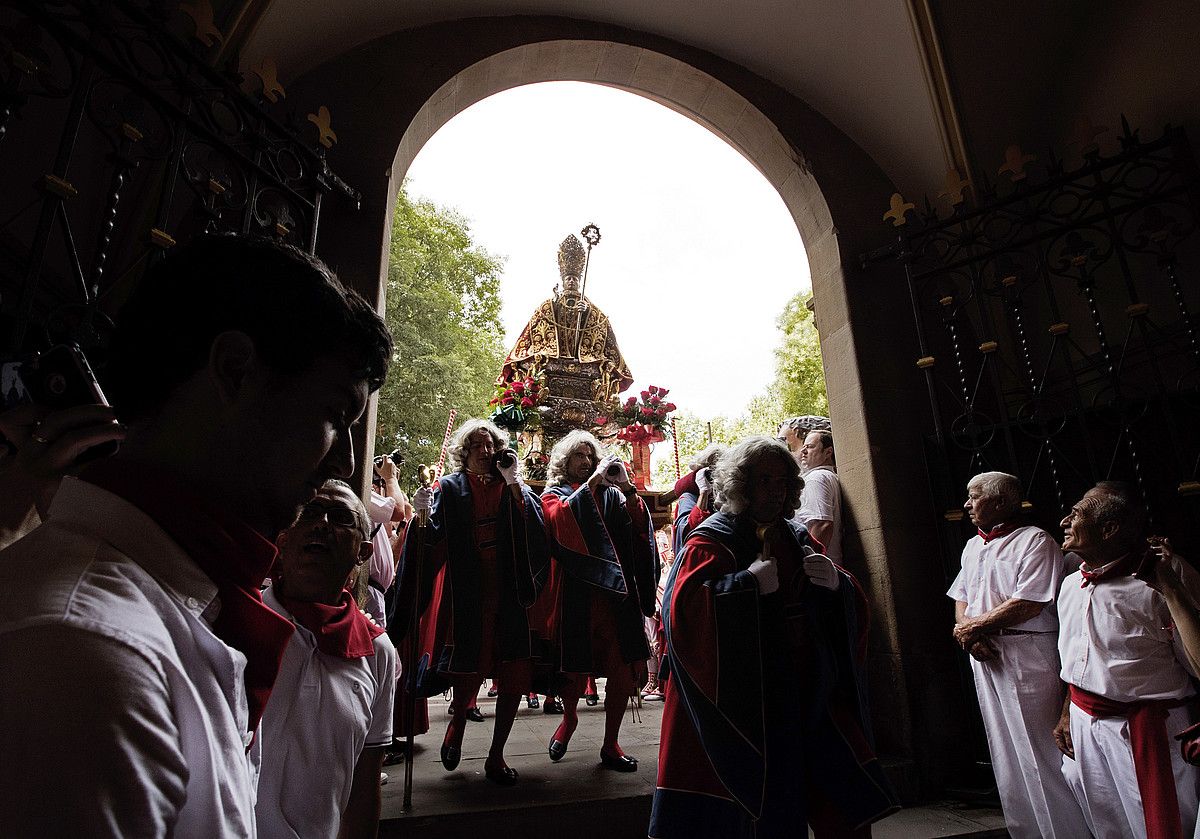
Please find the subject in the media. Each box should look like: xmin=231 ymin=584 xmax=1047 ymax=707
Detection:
xmin=495 ymin=449 xmax=520 ymax=485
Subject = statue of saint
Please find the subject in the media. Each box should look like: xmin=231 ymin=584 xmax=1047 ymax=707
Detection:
xmin=501 ymin=234 xmax=633 ymax=402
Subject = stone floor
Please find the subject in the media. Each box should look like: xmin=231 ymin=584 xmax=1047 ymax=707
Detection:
xmin=379 ymin=682 xmax=1007 ymax=839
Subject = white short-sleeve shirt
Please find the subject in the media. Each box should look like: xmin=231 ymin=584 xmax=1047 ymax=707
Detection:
xmin=1057 ymin=569 xmax=1194 ymax=703
xmin=0 ymin=478 xmax=260 ymax=838
xmin=255 ymin=585 xmax=397 ymax=839
xmin=366 ymin=492 xmax=398 ymax=625
xmin=947 ymin=525 xmax=1067 ymax=633
xmin=796 ymin=466 xmax=843 ymax=563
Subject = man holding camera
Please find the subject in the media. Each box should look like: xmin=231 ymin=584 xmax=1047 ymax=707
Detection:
xmin=366 ymin=452 xmax=410 ymax=628
xmin=536 ymin=430 xmax=658 ymax=772
xmin=396 ymin=418 xmax=547 ymax=786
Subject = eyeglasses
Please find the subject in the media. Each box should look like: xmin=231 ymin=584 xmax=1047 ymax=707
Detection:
xmin=296 ymin=502 xmax=360 ymax=530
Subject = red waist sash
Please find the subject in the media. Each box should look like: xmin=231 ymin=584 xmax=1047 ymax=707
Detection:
xmin=1069 ymin=685 xmax=1187 ymax=839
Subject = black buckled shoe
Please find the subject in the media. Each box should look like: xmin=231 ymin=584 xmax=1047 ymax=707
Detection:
xmin=548 ymin=737 xmax=568 ymax=762
xmin=440 ymin=742 xmax=461 ymax=771
xmin=585 ymin=693 xmax=599 ymax=707
xmin=543 ymin=698 xmax=563 ymax=714
xmin=599 ymin=749 xmax=638 ymax=772
xmin=466 ymin=707 xmax=485 ymax=722
xmin=527 ymin=694 xmax=540 ymax=709
xmin=485 ymin=762 xmax=519 ymax=786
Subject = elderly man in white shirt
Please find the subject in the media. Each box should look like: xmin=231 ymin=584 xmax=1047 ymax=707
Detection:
xmin=947 ymin=471 xmax=1087 ymax=838
xmin=1054 ymin=481 xmax=1199 ymax=839
xmin=257 ymin=480 xmax=396 ymax=839
xmin=0 ymin=235 xmax=392 ymax=837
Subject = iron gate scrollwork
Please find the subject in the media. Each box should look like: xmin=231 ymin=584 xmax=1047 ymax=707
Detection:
xmin=0 ymin=0 xmax=359 ymax=368
xmin=871 ymin=123 xmax=1200 ymax=571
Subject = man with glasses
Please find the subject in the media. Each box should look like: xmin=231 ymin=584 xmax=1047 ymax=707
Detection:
xmin=257 ymin=480 xmax=396 ymax=839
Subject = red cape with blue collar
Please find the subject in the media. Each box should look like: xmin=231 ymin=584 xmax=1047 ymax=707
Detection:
xmin=391 ymin=471 xmax=548 ymax=695
xmin=533 ymin=482 xmax=658 ymax=673
xmin=650 ymin=511 xmax=898 ymax=838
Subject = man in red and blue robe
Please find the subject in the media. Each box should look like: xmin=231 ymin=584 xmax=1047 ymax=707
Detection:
xmin=651 ymin=436 xmax=898 ymax=838
xmin=534 ymin=429 xmax=658 ymax=772
xmin=395 ymin=419 xmax=548 ymax=786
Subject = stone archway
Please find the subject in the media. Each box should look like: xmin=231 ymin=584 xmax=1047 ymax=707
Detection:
xmin=291 ymin=17 xmax=966 ymax=794
xmin=388 ymin=42 xmax=840 ymax=346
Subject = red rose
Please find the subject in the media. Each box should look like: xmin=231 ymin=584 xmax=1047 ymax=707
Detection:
xmin=639 ymin=390 xmax=650 ymax=400
xmin=521 ymin=397 xmax=534 ymax=408
xmin=512 ymin=381 xmax=525 ymax=394
xmin=664 ymin=402 xmax=676 ymax=412
xmin=640 ymin=406 xmax=653 ymax=416
xmin=650 ymin=394 xmax=661 ymax=405
xmin=659 ymin=388 xmax=670 ymax=398
xmin=503 ymin=395 xmax=514 ymax=405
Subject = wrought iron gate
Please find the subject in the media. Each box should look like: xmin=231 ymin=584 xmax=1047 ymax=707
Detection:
xmin=869 ymin=122 xmax=1200 ymax=570
xmin=0 ymin=0 xmax=356 ymax=366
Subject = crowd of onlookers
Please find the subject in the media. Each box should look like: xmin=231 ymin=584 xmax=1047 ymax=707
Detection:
xmin=0 ymin=233 xmax=1196 ymax=839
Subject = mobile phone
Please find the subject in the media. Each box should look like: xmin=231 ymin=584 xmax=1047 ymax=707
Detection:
xmin=22 ymin=345 xmax=110 ymax=410
xmin=4 ymin=345 xmax=119 ymax=463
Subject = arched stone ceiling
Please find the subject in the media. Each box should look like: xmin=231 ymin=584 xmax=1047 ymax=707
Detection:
xmin=241 ymin=0 xmax=952 ymax=201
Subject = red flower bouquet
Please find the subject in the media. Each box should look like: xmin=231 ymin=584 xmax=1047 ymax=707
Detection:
xmin=489 ymin=371 xmax=547 ymax=431
xmin=612 ymin=385 xmax=676 ymax=444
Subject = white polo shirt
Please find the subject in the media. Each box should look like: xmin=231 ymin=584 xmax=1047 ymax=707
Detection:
xmin=796 ymin=466 xmax=843 ymax=564
xmin=366 ymin=491 xmax=397 ymax=626
xmin=947 ymin=525 xmax=1066 ymax=633
xmin=1057 ymin=569 xmax=1195 ymax=703
xmin=256 ymin=585 xmax=397 ymax=839
xmin=0 ymin=477 xmax=260 ymax=838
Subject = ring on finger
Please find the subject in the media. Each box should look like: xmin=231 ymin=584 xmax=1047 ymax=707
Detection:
xmin=31 ymin=432 xmax=51 ymax=444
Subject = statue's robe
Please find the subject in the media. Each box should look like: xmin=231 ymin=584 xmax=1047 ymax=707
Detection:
xmin=501 ymin=297 xmax=633 ymax=400
xmin=650 ymin=511 xmax=899 ymax=838
xmin=393 ymin=471 xmax=548 ymax=696
xmin=532 ymin=482 xmax=657 ymax=676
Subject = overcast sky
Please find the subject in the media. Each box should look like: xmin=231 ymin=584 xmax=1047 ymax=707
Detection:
xmin=404 ymin=81 xmax=809 ymax=420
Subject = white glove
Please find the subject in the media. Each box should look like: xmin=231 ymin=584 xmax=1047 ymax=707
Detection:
xmin=747 ymin=555 xmax=779 ymax=595
xmin=413 ymin=486 xmax=434 ymax=513
xmin=804 ymin=552 xmax=839 ymax=590
xmin=496 ymin=451 xmax=520 ymax=485
xmin=606 ymin=458 xmax=632 ymax=487
xmin=695 ymin=467 xmax=711 ymax=493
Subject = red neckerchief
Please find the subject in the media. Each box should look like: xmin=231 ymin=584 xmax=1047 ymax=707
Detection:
xmin=1069 ymin=685 xmax=1185 ymax=839
xmin=272 ymin=584 xmax=384 ymax=659
xmin=977 ymin=522 xmax=1018 ymax=543
xmin=1079 ymin=551 xmax=1142 ymax=587
xmin=80 ymin=459 xmax=294 ymax=735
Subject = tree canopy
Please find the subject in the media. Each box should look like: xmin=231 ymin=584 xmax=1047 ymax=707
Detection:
xmin=773 ymin=291 xmax=828 ymax=419
xmin=374 ymin=186 xmax=506 ymax=477
xmin=650 ymin=291 xmax=827 ymax=489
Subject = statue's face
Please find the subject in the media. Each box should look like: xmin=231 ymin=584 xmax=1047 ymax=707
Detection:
xmin=559 ymin=272 xmax=581 ymax=306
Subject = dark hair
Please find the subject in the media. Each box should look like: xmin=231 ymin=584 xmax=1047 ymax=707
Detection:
xmin=106 ymin=235 xmax=392 ymax=421
xmin=810 ymin=430 xmax=834 ymax=452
